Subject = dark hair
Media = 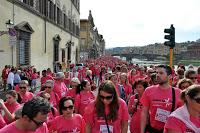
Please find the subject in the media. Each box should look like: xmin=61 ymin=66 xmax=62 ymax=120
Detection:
xmin=157 ymin=65 xmax=172 ymax=76
xmin=76 ymin=80 xmax=89 ymax=94
xmin=184 ymin=69 xmax=196 ymax=79
xmin=59 ymin=96 xmax=74 ymax=115
xmin=181 ymin=85 xmax=200 ymax=102
xmin=95 ymin=80 xmax=119 ymax=121
xmin=42 ymin=70 xmax=47 ymax=73
xmin=39 ymin=92 xmax=55 ymax=116
xmin=22 ymin=97 xmax=50 ymax=119
xmin=6 ymin=90 xmax=18 ymax=100
xmin=132 ymin=79 xmax=149 ymax=92
xmin=177 ymin=68 xmax=184 ymax=76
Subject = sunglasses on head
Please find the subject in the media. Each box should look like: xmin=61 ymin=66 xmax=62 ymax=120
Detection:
xmin=99 ymin=95 xmax=113 ymax=100
xmin=62 ymin=105 xmax=74 ymax=110
xmin=31 ymin=118 xmax=44 ymax=127
xmin=193 ymin=97 xmax=200 ymax=104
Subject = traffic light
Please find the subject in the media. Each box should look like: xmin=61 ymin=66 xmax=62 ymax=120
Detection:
xmin=164 ymin=24 xmax=175 ymax=48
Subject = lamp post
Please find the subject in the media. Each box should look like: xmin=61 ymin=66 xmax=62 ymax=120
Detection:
xmin=0 ymin=20 xmax=14 ymax=36
xmin=0 ymin=19 xmax=16 ymax=65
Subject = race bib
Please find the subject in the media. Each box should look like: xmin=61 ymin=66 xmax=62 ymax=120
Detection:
xmin=100 ymin=125 xmax=113 ymax=133
xmin=155 ymin=108 xmax=170 ymax=123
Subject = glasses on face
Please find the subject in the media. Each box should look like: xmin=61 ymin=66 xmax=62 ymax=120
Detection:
xmin=31 ymin=118 xmax=44 ymax=127
xmin=193 ymin=97 xmax=200 ymax=104
xmin=19 ymin=86 xmax=26 ymax=89
xmin=190 ymin=77 xmax=197 ymax=80
xmin=45 ymin=86 xmax=52 ymax=89
xmin=6 ymin=97 xmax=12 ymax=99
xmin=99 ymin=95 xmax=113 ymax=100
xmin=62 ymin=105 xmax=74 ymax=111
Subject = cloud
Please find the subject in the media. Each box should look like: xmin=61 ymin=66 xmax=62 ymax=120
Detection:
xmin=80 ymin=0 xmax=200 ymax=48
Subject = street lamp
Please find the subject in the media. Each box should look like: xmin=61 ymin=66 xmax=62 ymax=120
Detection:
xmin=0 ymin=19 xmax=14 ymax=36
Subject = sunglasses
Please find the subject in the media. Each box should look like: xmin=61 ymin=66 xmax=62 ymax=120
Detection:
xmin=62 ymin=105 xmax=74 ymax=110
xmin=45 ymin=86 xmax=52 ymax=89
xmin=190 ymin=77 xmax=197 ymax=80
xmin=99 ymin=95 xmax=113 ymax=100
xmin=19 ymin=87 xmax=26 ymax=89
xmin=31 ymin=118 xmax=44 ymax=127
xmin=193 ymin=97 xmax=200 ymax=104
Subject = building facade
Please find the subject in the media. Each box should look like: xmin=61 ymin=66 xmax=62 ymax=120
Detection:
xmin=0 ymin=0 xmax=80 ymax=73
xmin=80 ymin=10 xmax=105 ymax=61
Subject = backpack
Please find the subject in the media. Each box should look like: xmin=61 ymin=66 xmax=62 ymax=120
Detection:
xmin=118 ymin=84 xmax=127 ymax=102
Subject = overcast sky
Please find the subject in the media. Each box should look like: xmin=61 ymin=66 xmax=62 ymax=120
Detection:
xmin=80 ymin=0 xmax=200 ymax=48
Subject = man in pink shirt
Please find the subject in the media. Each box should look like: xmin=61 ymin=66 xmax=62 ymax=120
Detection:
xmin=0 ymin=97 xmax=50 ymax=133
xmin=140 ymin=65 xmax=183 ymax=133
xmin=40 ymin=70 xmax=54 ymax=86
xmin=18 ymin=80 xmax=34 ymax=104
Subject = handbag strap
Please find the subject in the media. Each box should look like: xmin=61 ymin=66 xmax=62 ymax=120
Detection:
xmin=104 ymin=114 xmax=111 ymax=133
xmin=171 ymin=87 xmax=176 ymax=112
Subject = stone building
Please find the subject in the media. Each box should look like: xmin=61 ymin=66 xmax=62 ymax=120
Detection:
xmin=80 ymin=10 xmax=105 ymax=61
xmin=0 ymin=0 xmax=80 ymax=73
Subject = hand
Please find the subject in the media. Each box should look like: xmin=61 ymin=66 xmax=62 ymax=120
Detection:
xmin=0 ymin=99 xmax=5 ymax=107
xmin=133 ymin=99 xmax=139 ymax=105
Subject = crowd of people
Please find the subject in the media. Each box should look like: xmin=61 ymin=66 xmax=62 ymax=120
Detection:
xmin=0 ymin=55 xmax=200 ymax=133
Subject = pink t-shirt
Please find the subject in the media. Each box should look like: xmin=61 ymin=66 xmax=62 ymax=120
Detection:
xmin=84 ymin=98 xmax=129 ymax=133
xmin=40 ymin=75 xmax=54 ymax=86
xmin=31 ymin=73 xmax=39 ymax=80
xmin=164 ymin=116 xmax=200 ymax=133
xmin=35 ymin=122 xmax=49 ymax=133
xmin=47 ymin=107 xmax=59 ymax=123
xmin=65 ymin=88 xmax=77 ymax=100
xmin=3 ymin=102 xmax=21 ymax=124
xmin=0 ymin=114 xmax=6 ymax=129
xmin=20 ymin=92 xmax=34 ymax=104
xmin=140 ymin=85 xmax=182 ymax=130
xmin=128 ymin=95 xmax=142 ymax=133
xmin=53 ymin=81 xmax=68 ymax=99
xmin=116 ymin=83 xmax=132 ymax=99
xmin=75 ymin=91 xmax=95 ymax=116
xmin=0 ymin=121 xmax=33 ymax=133
xmin=49 ymin=114 xmax=85 ymax=133
xmin=14 ymin=85 xmax=20 ymax=93
xmin=37 ymin=91 xmax=59 ymax=108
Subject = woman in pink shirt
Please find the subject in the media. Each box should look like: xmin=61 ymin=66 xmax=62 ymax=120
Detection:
xmin=117 ymin=73 xmax=132 ymax=100
xmin=84 ymin=80 xmax=129 ymax=133
xmin=49 ymin=97 xmax=85 ymax=133
xmin=65 ymin=77 xmax=80 ymax=100
xmin=74 ymin=80 xmax=95 ymax=116
xmin=2 ymin=90 xmax=21 ymax=124
xmin=18 ymin=80 xmax=34 ymax=104
xmin=53 ymin=72 xmax=68 ymax=99
xmin=164 ymin=85 xmax=200 ymax=133
xmin=128 ymin=79 xmax=149 ymax=133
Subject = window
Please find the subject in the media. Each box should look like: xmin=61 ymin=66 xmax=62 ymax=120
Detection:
xmin=54 ymin=40 xmax=59 ymax=62
xmin=63 ymin=14 xmax=67 ymax=28
xmin=19 ymin=40 xmax=26 ymax=65
xmin=69 ymin=19 xmax=72 ymax=32
xmin=17 ymin=31 xmax=31 ymax=66
xmin=67 ymin=44 xmax=71 ymax=61
xmin=57 ymin=7 xmax=61 ymax=25
xmin=62 ymin=49 xmax=65 ymax=62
